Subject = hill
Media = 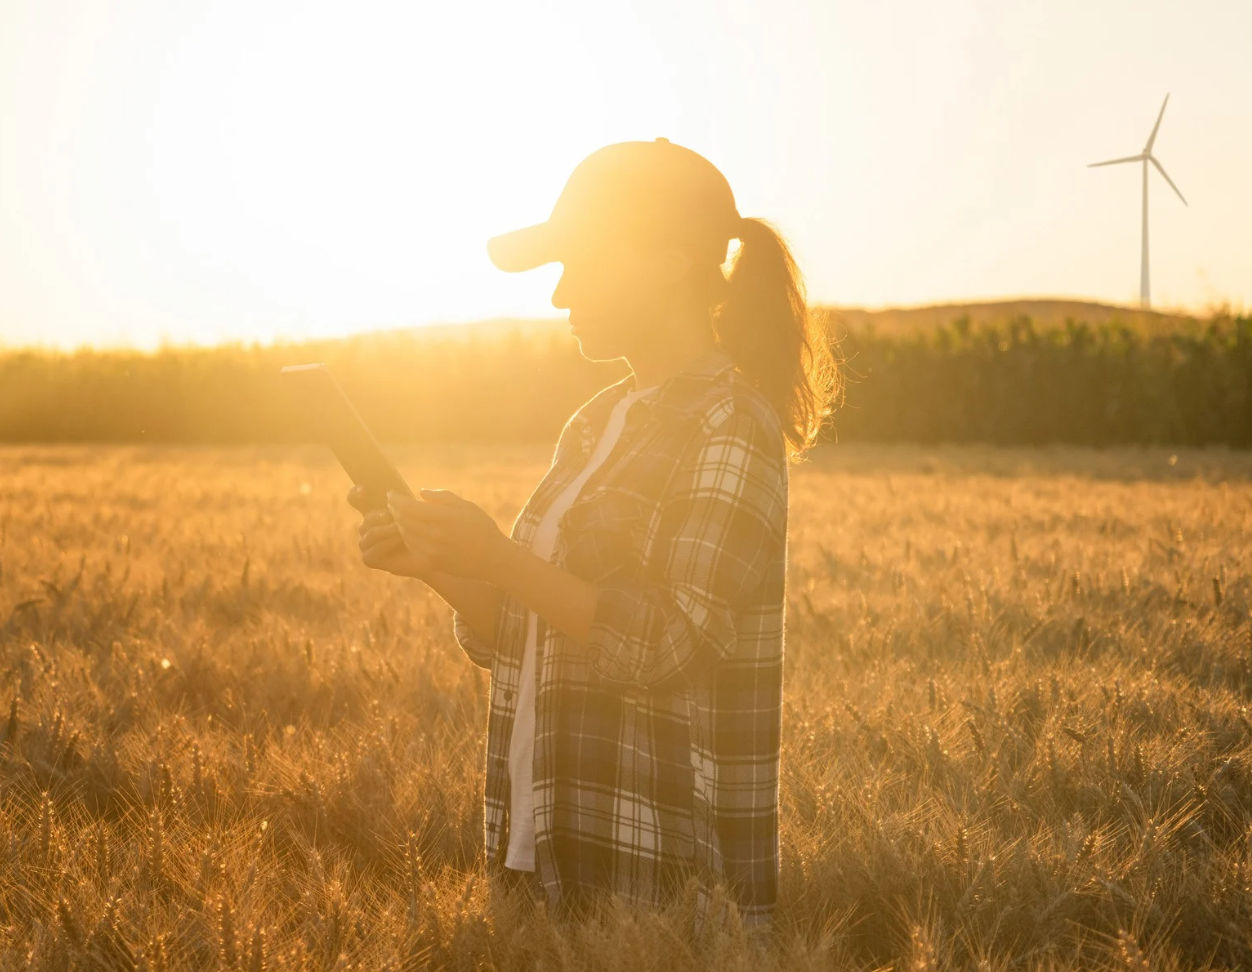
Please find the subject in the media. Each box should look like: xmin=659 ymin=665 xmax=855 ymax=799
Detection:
xmin=264 ymin=300 xmax=1207 ymax=355
xmin=821 ymin=298 xmax=1204 ymax=338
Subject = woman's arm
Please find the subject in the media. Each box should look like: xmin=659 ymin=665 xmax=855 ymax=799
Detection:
xmin=384 ymin=489 xmax=600 ymax=644
xmin=383 ymin=404 xmax=787 ymax=690
xmin=382 ymin=399 xmax=786 ymax=690
xmin=422 ymin=571 xmax=504 ymax=643
xmin=484 ymin=540 xmax=598 ymax=644
xmin=353 ymin=494 xmax=504 ymax=643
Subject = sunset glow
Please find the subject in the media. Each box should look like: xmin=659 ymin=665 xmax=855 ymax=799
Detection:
xmin=1 ymin=0 xmax=1249 ymax=349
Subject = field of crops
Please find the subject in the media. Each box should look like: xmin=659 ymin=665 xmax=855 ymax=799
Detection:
xmin=2 ymin=443 xmax=1251 ymax=970
xmin=3 ymin=304 xmax=1249 ymax=448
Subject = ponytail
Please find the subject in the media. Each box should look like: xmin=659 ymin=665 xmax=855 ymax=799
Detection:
xmin=707 ymin=217 xmax=840 ymax=460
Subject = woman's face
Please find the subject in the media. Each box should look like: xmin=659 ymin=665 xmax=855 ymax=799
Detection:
xmin=550 ymin=241 xmax=687 ymax=362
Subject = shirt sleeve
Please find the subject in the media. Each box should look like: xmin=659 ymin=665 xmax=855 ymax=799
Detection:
xmin=584 ymin=403 xmax=787 ymax=690
xmin=452 ymin=608 xmax=497 ymax=670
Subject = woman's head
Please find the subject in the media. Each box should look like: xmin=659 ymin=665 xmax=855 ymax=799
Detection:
xmin=548 ymin=237 xmax=709 ymax=364
xmin=488 ymin=140 xmax=840 ymax=458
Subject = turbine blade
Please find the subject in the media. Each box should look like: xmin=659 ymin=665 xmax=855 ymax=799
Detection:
xmin=1150 ymin=156 xmax=1188 ymax=206
xmin=1144 ymin=93 xmax=1170 ymax=152
xmin=1088 ymin=154 xmax=1143 ymax=167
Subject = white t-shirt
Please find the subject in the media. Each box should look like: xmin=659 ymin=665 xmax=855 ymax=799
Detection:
xmin=504 ymin=384 xmax=657 ymax=871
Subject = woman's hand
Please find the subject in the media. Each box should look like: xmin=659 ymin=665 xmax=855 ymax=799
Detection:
xmin=347 ymin=486 xmax=431 ymax=578
xmin=386 ymin=488 xmax=513 ymax=582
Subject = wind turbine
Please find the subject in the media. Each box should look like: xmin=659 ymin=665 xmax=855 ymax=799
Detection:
xmin=1088 ymin=94 xmax=1188 ymax=309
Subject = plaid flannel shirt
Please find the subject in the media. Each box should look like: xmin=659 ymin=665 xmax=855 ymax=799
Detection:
xmin=453 ymin=346 xmax=788 ymax=928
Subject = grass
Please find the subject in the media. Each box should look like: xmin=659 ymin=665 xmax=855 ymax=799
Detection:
xmin=2 ymin=442 xmax=1250 ymax=970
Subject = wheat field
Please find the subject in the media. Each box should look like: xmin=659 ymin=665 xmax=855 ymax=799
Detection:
xmin=2 ymin=443 xmax=1251 ymax=970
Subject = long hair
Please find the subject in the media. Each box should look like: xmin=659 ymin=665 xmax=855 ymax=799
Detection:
xmin=700 ymin=217 xmax=840 ymax=460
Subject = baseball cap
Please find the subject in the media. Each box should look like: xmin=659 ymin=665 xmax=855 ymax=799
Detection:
xmin=487 ymin=138 xmax=743 ymax=273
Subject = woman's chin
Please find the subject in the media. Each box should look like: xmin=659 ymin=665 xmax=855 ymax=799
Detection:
xmin=573 ymin=333 xmax=622 ymax=363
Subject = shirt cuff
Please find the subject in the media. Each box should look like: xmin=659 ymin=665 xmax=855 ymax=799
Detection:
xmin=453 ymin=610 xmax=495 ymax=669
xmin=586 ymin=580 xmax=733 ymax=689
xmin=586 ymin=582 xmax=649 ymax=687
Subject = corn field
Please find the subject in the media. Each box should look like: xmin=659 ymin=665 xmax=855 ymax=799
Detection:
xmin=835 ymin=314 xmax=1252 ymax=445
xmin=1 ymin=443 xmax=1251 ymax=969
xmin=1 ymin=308 xmax=1248 ymax=448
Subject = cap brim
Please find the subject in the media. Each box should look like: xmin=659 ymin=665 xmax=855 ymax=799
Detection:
xmin=487 ymin=221 xmax=563 ymax=272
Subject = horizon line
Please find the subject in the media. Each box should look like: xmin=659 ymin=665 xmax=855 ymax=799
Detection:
xmin=0 ymin=294 xmax=1241 ymax=356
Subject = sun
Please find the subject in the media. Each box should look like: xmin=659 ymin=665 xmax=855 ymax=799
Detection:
xmin=3 ymin=1 xmax=682 ymax=348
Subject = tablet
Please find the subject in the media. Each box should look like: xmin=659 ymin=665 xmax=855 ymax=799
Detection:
xmin=280 ymin=363 xmax=414 ymax=510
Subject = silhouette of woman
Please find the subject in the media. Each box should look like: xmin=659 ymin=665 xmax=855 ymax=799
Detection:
xmin=349 ymin=138 xmax=838 ymax=930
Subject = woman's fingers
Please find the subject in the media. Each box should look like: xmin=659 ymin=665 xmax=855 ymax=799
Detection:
xmin=390 ymin=516 xmax=463 ymax=568
xmin=361 ymin=543 xmax=396 ymax=569
xmin=347 ymin=485 xmax=374 ymax=514
xmin=387 ymin=490 xmax=471 ymax=523
xmin=354 ymin=489 xmax=461 ymax=581
xmin=359 ymin=524 xmax=435 ymax=578
xmin=363 ymin=506 xmax=449 ymax=548
xmin=385 ymin=492 xmax=424 ymax=518
xmin=381 ymin=488 xmax=506 ymax=581
xmin=394 ymin=520 xmax=446 ymax=550
xmin=360 ymin=522 xmax=401 ymax=551
xmin=417 ymin=487 xmax=474 ymax=508
xmin=362 ymin=519 xmax=446 ymax=556
xmin=358 ymin=508 xmax=393 ymax=536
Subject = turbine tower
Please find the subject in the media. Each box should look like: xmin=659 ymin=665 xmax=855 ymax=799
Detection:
xmin=1088 ymin=94 xmax=1188 ymax=309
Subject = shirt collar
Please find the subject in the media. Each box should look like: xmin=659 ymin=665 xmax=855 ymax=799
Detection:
xmin=570 ymin=345 xmax=736 ymax=458
xmin=621 ymin=344 xmax=736 ymax=415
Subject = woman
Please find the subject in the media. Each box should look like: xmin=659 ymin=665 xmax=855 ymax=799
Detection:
xmin=350 ymin=138 xmax=838 ymax=930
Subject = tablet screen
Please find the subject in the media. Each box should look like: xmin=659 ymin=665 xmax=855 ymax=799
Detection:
xmin=280 ymin=363 xmax=413 ymax=509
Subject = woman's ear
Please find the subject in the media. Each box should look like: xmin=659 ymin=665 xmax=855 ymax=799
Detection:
xmin=650 ymin=247 xmax=694 ymax=284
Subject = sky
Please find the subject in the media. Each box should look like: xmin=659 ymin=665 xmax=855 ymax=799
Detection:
xmin=0 ymin=0 xmax=1249 ymax=350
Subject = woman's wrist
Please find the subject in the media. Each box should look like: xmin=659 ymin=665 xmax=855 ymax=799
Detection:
xmin=482 ymin=537 xmax=529 ymax=592
xmin=480 ymin=539 xmax=600 ymax=646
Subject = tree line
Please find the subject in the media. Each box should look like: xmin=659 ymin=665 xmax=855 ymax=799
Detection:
xmin=1 ymin=311 xmax=1248 ymax=447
